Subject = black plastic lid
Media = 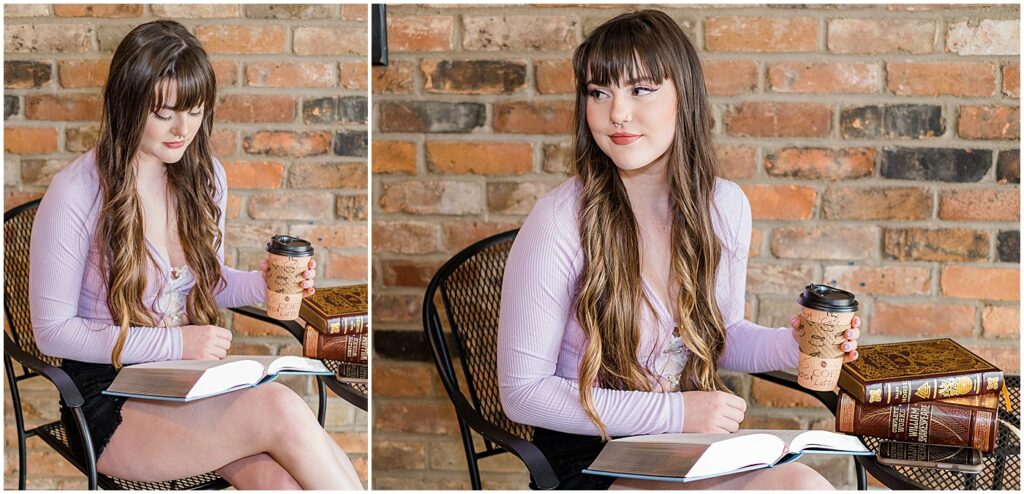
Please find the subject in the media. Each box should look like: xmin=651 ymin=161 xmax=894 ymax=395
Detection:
xmin=797 ymin=284 xmax=858 ymax=313
xmin=266 ymin=235 xmax=314 ymax=257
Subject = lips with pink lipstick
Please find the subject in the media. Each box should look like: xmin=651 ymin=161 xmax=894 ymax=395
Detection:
xmin=163 ymin=140 xmax=186 ymax=149
xmin=609 ymin=132 xmax=640 ymax=145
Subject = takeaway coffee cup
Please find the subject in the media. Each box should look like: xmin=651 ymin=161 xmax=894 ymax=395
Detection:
xmin=265 ymin=235 xmax=314 ymax=320
xmin=796 ymin=284 xmax=859 ymax=391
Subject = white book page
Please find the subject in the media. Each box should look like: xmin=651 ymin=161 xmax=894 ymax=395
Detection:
xmin=789 ymin=430 xmax=870 ymax=454
xmin=686 ymin=434 xmax=786 ymax=479
xmin=265 ymin=355 xmax=329 ymax=374
xmin=188 ymin=360 xmax=265 ymax=399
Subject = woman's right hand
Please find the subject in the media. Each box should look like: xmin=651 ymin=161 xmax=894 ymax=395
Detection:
xmin=681 ymin=390 xmax=747 ymax=433
xmin=181 ymin=325 xmax=232 ymax=360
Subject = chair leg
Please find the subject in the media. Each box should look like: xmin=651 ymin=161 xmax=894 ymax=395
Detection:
xmin=69 ymin=407 xmax=98 ymax=490
xmin=855 ymin=459 xmax=867 ymax=490
xmin=5 ymin=356 xmax=28 ymax=490
xmin=458 ymin=420 xmax=483 ymax=490
xmin=316 ymin=376 xmax=327 ymax=427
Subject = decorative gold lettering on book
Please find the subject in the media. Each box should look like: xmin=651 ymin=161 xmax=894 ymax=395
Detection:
xmin=847 ymin=340 xmax=994 ymax=381
xmin=915 ymin=381 xmax=932 ymax=400
xmin=938 ymin=376 xmax=974 ymax=398
xmin=974 ymin=410 xmax=993 ymax=448
xmin=869 ymin=389 xmax=882 ymax=403
xmin=987 ymin=377 xmax=1000 ymax=391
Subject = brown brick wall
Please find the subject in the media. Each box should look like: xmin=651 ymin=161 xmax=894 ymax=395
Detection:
xmin=372 ymin=3 xmax=1020 ymax=490
xmin=3 ymin=4 xmax=368 ymax=488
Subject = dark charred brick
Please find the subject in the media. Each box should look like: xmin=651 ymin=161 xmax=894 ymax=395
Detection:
xmin=336 ymin=194 xmax=368 ymax=221
xmin=840 ymin=104 xmax=943 ymax=139
xmin=338 ymin=96 xmax=368 ymax=125
xmin=881 ymin=147 xmax=991 ymax=182
xmin=379 ymin=101 xmax=486 ymax=133
xmin=883 ymin=228 xmax=989 ymax=262
xmin=997 ymin=231 xmax=1019 ymax=263
xmin=5 ymin=96 xmax=19 ymax=119
xmin=334 ymin=130 xmax=367 ymax=157
xmin=302 ymin=97 xmax=335 ymax=124
xmin=997 ymin=149 xmax=1019 ymax=184
xmin=4 ymin=61 xmax=52 ymax=89
xmin=373 ymin=330 xmax=432 ymax=361
xmin=424 ymin=60 xmax=527 ymax=94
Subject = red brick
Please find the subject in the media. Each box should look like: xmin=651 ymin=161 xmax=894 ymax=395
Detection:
xmin=741 ymin=414 xmax=803 ymax=430
xmin=426 ymin=142 xmax=532 ymax=175
xmin=982 ymin=305 xmax=1019 ymax=338
xmin=973 ymin=345 xmax=1021 ymax=373
xmin=232 ymin=313 xmax=291 ymax=337
xmin=372 ymin=61 xmax=415 ymax=94
xmin=196 ymin=25 xmax=286 ymax=54
xmin=289 ymin=224 xmax=367 ymax=249
xmin=536 ymin=59 xmax=574 ymax=95
xmin=21 ymin=158 xmax=68 ymax=186
xmin=706 ymin=17 xmax=817 ymax=52
xmin=247 ymin=193 xmax=333 ymax=220
xmin=939 ymin=189 xmax=1019 ymax=221
xmin=745 ymin=262 xmax=816 ymax=294
xmin=375 ymin=401 xmax=458 ymax=434
xmin=53 ymin=4 xmax=141 ymax=17
xmin=373 ymin=221 xmax=439 ymax=254
xmin=883 ymin=228 xmax=988 ymax=263
xmin=767 ymin=62 xmax=881 ymax=93
xmin=442 ymin=221 xmax=521 ymax=251
xmin=372 ymin=440 xmax=427 ymax=470
xmin=245 ymin=62 xmax=336 ymax=88
xmin=226 ymin=193 xmax=242 ymax=219
xmin=25 ymin=94 xmax=101 ymax=121
xmin=224 ymin=222 xmax=286 ymax=248
xmin=325 ymin=253 xmax=366 ymax=281
xmin=3 ymin=4 xmax=50 ymax=16
xmin=388 ymin=16 xmax=453 ymax=52
xmin=946 ymin=19 xmax=1019 ymax=56
xmin=372 ymin=294 xmax=421 ymax=323
xmin=379 ymin=181 xmax=484 ymax=215
xmin=751 ymin=379 xmax=826 ymax=408
xmin=941 ymin=266 xmax=1019 ymax=301
xmin=4 ymin=24 xmax=94 ymax=53
xmin=374 ymin=363 xmax=435 ymax=398
xmin=741 ymin=185 xmax=816 ymax=220
xmin=462 ymin=16 xmax=576 ymax=51
xmin=766 ymin=148 xmax=874 ymax=180
xmin=243 ymin=131 xmax=331 ymax=157
xmin=4 ymin=127 xmax=57 ymax=154
xmin=1003 ymin=63 xmax=1019 ymax=97
xmin=828 ymin=19 xmax=936 ymax=54
xmin=887 ymin=62 xmax=996 ymax=97
xmin=704 ymin=59 xmax=758 ymax=96
xmin=330 ymin=431 xmax=368 ymax=455
xmin=724 ymin=103 xmax=831 ymax=138
xmin=372 ymin=141 xmax=417 ymax=174
xmin=493 ymin=101 xmax=573 ymax=135
xmin=4 ymin=60 xmax=52 ymax=88
xmin=216 ymin=94 xmax=294 ymax=123
xmin=958 ymin=106 xmax=1020 ymax=140
xmin=340 ymin=4 xmax=366 ymax=21
xmin=293 ymin=27 xmax=366 ymax=56
xmin=770 ymin=227 xmax=877 ymax=260
xmin=422 ymin=59 xmax=527 ymax=95
xmin=717 ymin=145 xmax=756 ymax=179
xmin=749 ymin=228 xmax=763 ymax=258
xmin=289 ymin=162 xmax=367 ymax=189
xmin=381 ymin=259 xmax=441 ymax=288
xmin=58 ymin=59 xmax=109 ymax=88
xmin=339 ymin=62 xmax=368 ymax=91
xmin=221 ymin=160 xmax=285 ymax=189
xmin=64 ymin=125 xmax=98 ymax=153
xmin=822 ymin=187 xmax=931 ymax=220
xmin=871 ymin=302 xmax=976 ymax=337
xmin=542 ymin=142 xmax=571 ymax=173
xmin=211 ymin=129 xmax=237 ymax=157
xmin=150 ymin=4 xmax=241 ymax=17
xmin=336 ymin=194 xmax=368 ymax=221
xmin=822 ymin=265 xmax=932 ymax=296
xmin=487 ymin=181 xmax=555 ymax=215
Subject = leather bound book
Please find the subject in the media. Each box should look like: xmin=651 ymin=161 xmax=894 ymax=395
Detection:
xmin=836 ymin=390 xmax=999 ymax=452
xmin=302 ymin=325 xmax=368 ymax=364
xmin=838 ymin=338 xmax=1003 ymax=406
xmin=298 ymin=284 xmax=368 ymax=335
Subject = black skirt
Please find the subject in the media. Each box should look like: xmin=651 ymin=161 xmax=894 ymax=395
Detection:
xmin=59 ymin=359 xmax=127 ymax=462
xmin=532 ymin=427 xmax=616 ymax=490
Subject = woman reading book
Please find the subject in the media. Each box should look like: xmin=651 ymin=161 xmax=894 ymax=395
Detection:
xmin=497 ymin=10 xmax=862 ymax=490
xmin=29 ymin=21 xmax=361 ymax=489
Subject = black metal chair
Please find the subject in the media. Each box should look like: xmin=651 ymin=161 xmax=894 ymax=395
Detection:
xmin=422 ymin=229 xmax=869 ymax=490
xmin=3 ymin=199 xmax=329 ymax=489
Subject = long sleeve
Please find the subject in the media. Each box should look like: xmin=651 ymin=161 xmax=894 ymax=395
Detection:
xmin=29 ymin=157 xmax=182 ymax=364
xmin=716 ymin=183 xmax=800 ymax=373
xmin=497 ymin=183 xmax=685 ymax=437
xmin=211 ymin=157 xmax=266 ymax=308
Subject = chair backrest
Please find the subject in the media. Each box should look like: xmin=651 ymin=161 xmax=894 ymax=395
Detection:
xmin=423 ymin=229 xmax=533 ymax=442
xmin=4 ymin=199 xmax=59 ymax=366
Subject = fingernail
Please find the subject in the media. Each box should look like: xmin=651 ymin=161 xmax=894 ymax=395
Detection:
xmin=843 ymin=343 xmax=851 ymax=351
xmin=846 ymin=330 xmax=853 ymax=337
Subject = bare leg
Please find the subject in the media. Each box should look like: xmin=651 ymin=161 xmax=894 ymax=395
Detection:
xmin=610 ymin=462 xmax=834 ymax=490
xmin=96 ymin=382 xmax=360 ymax=489
xmin=325 ymin=432 xmax=364 ymax=488
xmin=217 ymin=453 xmax=301 ymax=490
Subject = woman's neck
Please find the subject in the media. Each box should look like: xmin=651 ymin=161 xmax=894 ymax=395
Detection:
xmin=135 ymin=155 xmax=168 ymax=186
xmin=619 ymin=156 xmax=672 ymax=222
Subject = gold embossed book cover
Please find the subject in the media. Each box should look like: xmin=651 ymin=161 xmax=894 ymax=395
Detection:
xmin=838 ymin=339 xmax=1003 ymax=406
xmin=298 ymin=284 xmax=369 ymax=335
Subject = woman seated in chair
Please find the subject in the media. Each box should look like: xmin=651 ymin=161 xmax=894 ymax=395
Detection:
xmin=29 ymin=20 xmax=361 ymax=490
xmin=497 ymin=10 xmax=861 ymax=490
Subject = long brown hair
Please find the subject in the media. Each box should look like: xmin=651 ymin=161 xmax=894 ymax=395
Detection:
xmin=571 ymin=10 xmax=729 ymax=438
xmin=97 ymin=20 xmax=223 ymax=368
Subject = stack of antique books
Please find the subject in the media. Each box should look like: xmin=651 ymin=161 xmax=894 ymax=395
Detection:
xmin=299 ymin=284 xmax=369 ymax=379
xmin=835 ymin=338 xmax=1007 ymax=458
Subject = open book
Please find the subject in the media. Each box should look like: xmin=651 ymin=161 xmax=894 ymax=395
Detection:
xmin=102 ymin=355 xmax=332 ymax=402
xmin=583 ymin=429 xmax=873 ymax=482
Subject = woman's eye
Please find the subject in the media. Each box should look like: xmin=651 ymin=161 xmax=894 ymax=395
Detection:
xmin=189 ymin=108 xmax=204 ymax=117
xmin=153 ymin=111 xmax=172 ymax=121
xmin=633 ymin=86 xmax=657 ymax=96
xmin=588 ymin=88 xmax=609 ymax=100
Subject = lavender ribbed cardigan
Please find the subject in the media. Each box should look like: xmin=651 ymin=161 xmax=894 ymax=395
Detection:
xmin=29 ymin=150 xmax=266 ymax=365
xmin=497 ymin=177 xmax=799 ymax=437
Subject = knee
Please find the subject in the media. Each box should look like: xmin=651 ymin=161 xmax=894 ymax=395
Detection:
xmin=244 ymin=383 xmax=317 ymax=435
xmin=775 ymin=463 xmax=834 ymax=490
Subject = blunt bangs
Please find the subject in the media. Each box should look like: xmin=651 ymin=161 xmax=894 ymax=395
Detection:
xmin=151 ymin=45 xmax=216 ymax=113
xmin=576 ymin=14 xmax=673 ymax=90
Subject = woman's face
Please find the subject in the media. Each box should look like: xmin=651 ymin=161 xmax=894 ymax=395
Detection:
xmin=137 ymin=81 xmax=204 ymax=167
xmin=585 ymin=74 xmax=678 ymax=175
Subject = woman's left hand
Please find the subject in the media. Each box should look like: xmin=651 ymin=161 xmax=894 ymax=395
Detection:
xmin=260 ymin=258 xmax=317 ymax=297
xmin=790 ymin=314 xmax=861 ymax=363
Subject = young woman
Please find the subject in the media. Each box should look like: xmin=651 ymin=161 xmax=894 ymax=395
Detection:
xmin=497 ymin=10 xmax=861 ymax=490
xmin=29 ymin=21 xmax=362 ymax=489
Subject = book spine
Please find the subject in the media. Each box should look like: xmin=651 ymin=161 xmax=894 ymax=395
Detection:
xmin=302 ymin=326 xmax=368 ymax=363
xmin=304 ymin=314 xmax=369 ymax=335
xmin=851 ymin=370 xmax=1004 ymax=406
xmin=836 ymin=391 xmax=999 ymax=452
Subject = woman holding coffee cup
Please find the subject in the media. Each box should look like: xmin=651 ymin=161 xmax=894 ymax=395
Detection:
xmin=497 ymin=10 xmax=860 ymax=490
xmin=28 ymin=21 xmax=361 ymax=489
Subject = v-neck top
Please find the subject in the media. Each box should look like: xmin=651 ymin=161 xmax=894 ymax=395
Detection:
xmin=497 ymin=177 xmax=800 ymax=438
xmin=29 ymin=149 xmax=267 ymax=364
